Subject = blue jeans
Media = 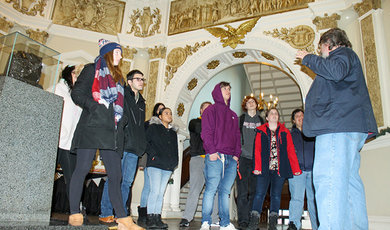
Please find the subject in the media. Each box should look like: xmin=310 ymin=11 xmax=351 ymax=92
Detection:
xmin=288 ymin=171 xmax=318 ymax=230
xmin=313 ymin=132 xmax=368 ymax=230
xmin=140 ymin=167 xmax=150 ymax=208
xmin=252 ymin=170 xmax=285 ymax=214
xmin=202 ymin=154 xmax=237 ymax=227
xmin=100 ymin=152 xmax=138 ymax=217
xmin=146 ymin=167 xmax=172 ymax=214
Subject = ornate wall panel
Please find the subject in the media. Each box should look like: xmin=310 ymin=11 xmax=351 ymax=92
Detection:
xmin=51 ymin=0 xmax=125 ymax=35
xmin=5 ymin=0 xmax=47 ymax=16
xmin=145 ymin=60 xmax=159 ymax=120
xmin=168 ymin=0 xmax=314 ymax=35
xmin=148 ymin=46 xmax=166 ymax=59
xmin=264 ymin=25 xmax=315 ymax=52
xmin=312 ymin=13 xmax=340 ymax=31
xmin=0 ymin=17 xmax=14 ymax=33
xmin=354 ymin=0 xmax=381 ymax=17
xmin=361 ymin=14 xmax=384 ymax=126
xmin=128 ymin=7 xmax=161 ymax=37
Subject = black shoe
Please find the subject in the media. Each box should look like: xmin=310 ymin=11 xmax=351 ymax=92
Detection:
xmin=146 ymin=214 xmax=158 ymax=229
xmin=238 ymin=222 xmax=249 ymax=229
xmin=179 ymin=218 xmax=190 ymax=227
xmin=156 ymin=214 xmax=168 ymax=229
xmin=287 ymin=222 xmax=297 ymax=230
xmin=268 ymin=212 xmax=278 ymax=230
xmin=247 ymin=211 xmax=260 ymax=230
xmin=138 ymin=206 xmax=147 ymax=227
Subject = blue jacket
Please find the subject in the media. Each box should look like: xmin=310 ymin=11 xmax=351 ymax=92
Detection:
xmin=291 ymin=126 xmax=315 ymax=171
xmin=302 ymin=47 xmax=377 ymax=137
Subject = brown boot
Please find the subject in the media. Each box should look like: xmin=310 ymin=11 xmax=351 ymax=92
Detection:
xmin=68 ymin=213 xmax=83 ymax=226
xmin=116 ymin=216 xmax=145 ymax=230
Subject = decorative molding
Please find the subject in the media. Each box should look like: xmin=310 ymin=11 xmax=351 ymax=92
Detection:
xmin=354 ymin=0 xmax=381 ymax=17
xmin=361 ymin=14 xmax=384 ymax=127
xmin=145 ymin=60 xmax=159 ymax=120
xmin=148 ymin=46 xmax=166 ymax=59
xmin=165 ymin=41 xmax=210 ymax=90
xmin=0 ymin=17 xmax=14 ymax=33
xmin=207 ymin=60 xmax=220 ymax=69
xmin=5 ymin=0 xmax=47 ymax=16
xmin=312 ymin=13 xmax=340 ymax=31
xmin=261 ymin=51 xmax=274 ymax=61
xmin=205 ymin=17 xmax=259 ymax=49
xmin=187 ymin=78 xmax=198 ymax=91
xmin=232 ymin=51 xmax=247 ymax=58
xmin=177 ymin=103 xmax=185 ymax=117
xmin=264 ymin=25 xmax=315 ymax=52
xmin=51 ymin=0 xmax=125 ymax=36
xmin=168 ymin=0 xmax=314 ymax=35
xmin=26 ymin=29 xmax=48 ymax=44
xmin=122 ymin=46 xmax=137 ymax=60
xmin=121 ymin=60 xmax=131 ymax=77
xmin=128 ymin=7 xmax=161 ymax=37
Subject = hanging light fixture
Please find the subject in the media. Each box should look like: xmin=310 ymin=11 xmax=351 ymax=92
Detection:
xmin=257 ymin=63 xmax=278 ymax=111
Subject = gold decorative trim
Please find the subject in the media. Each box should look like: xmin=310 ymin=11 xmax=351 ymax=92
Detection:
xmin=354 ymin=0 xmax=381 ymax=17
xmin=187 ymin=78 xmax=198 ymax=91
xmin=0 ymin=17 xmax=14 ymax=33
xmin=361 ymin=15 xmax=384 ymax=126
xmin=26 ymin=29 xmax=48 ymax=44
xmin=205 ymin=17 xmax=259 ymax=49
xmin=52 ymin=0 xmax=125 ymax=36
xmin=264 ymin=25 xmax=315 ymax=51
xmin=261 ymin=51 xmax=275 ymax=61
xmin=177 ymin=103 xmax=185 ymax=117
xmin=207 ymin=60 xmax=220 ymax=69
xmin=121 ymin=61 xmax=131 ymax=77
xmin=312 ymin=13 xmax=340 ymax=31
xmin=165 ymin=41 xmax=210 ymax=90
xmin=123 ymin=46 xmax=137 ymax=60
xmin=145 ymin=61 xmax=159 ymax=120
xmin=5 ymin=0 xmax=47 ymax=16
xmin=232 ymin=51 xmax=247 ymax=58
xmin=128 ymin=7 xmax=161 ymax=37
xmin=148 ymin=46 xmax=166 ymax=59
xmin=168 ymin=0 xmax=314 ymax=35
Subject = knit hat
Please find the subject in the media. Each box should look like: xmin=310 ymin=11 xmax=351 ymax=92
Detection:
xmin=98 ymin=39 xmax=122 ymax=57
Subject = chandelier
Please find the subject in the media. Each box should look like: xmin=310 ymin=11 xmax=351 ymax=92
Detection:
xmin=257 ymin=63 xmax=278 ymax=111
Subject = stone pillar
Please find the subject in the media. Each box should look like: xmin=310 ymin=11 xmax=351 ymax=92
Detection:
xmin=0 ymin=76 xmax=62 ymax=224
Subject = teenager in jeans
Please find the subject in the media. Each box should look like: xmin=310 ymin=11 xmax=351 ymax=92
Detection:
xmin=200 ymin=81 xmax=241 ymax=230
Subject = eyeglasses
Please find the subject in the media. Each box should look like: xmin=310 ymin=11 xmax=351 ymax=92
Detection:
xmin=132 ymin=78 xmax=146 ymax=82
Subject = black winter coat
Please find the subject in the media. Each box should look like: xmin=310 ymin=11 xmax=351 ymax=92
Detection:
xmin=123 ymin=86 xmax=146 ymax=156
xmin=71 ymin=63 xmax=126 ymax=155
xmin=146 ymin=117 xmax=178 ymax=171
xmin=188 ymin=118 xmax=206 ymax=157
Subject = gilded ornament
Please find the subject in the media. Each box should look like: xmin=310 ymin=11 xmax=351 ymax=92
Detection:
xmin=0 ymin=17 xmax=14 ymax=33
xmin=264 ymin=25 xmax=315 ymax=50
xmin=145 ymin=61 xmax=159 ymax=120
xmin=128 ymin=7 xmax=161 ymax=37
xmin=52 ymin=0 xmax=125 ymax=35
xmin=205 ymin=17 xmax=260 ymax=49
xmin=121 ymin=61 xmax=131 ymax=76
xmin=232 ymin=52 xmax=247 ymax=58
xmin=177 ymin=103 xmax=185 ymax=117
xmin=168 ymin=0 xmax=314 ymax=35
xmin=123 ymin=46 xmax=137 ymax=60
xmin=148 ymin=46 xmax=167 ymax=59
xmin=26 ymin=29 xmax=48 ymax=44
xmin=354 ymin=0 xmax=381 ymax=17
xmin=207 ymin=60 xmax=220 ymax=69
xmin=5 ymin=0 xmax=47 ymax=16
xmin=312 ymin=13 xmax=340 ymax=31
xmin=261 ymin=51 xmax=274 ymax=61
xmin=187 ymin=78 xmax=198 ymax=91
xmin=167 ymin=48 xmax=187 ymax=68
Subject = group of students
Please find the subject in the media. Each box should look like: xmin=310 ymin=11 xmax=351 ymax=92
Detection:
xmin=55 ymin=39 xmax=178 ymax=230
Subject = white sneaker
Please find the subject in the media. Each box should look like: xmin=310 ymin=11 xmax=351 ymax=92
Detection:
xmin=220 ymin=223 xmax=237 ymax=230
xmin=210 ymin=221 xmax=220 ymax=227
xmin=200 ymin=221 xmax=210 ymax=230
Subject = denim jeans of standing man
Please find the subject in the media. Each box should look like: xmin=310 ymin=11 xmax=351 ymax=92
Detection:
xmin=288 ymin=171 xmax=318 ymax=230
xmin=202 ymin=153 xmax=237 ymax=227
xmin=100 ymin=151 xmax=138 ymax=217
xmin=313 ymin=132 xmax=368 ymax=230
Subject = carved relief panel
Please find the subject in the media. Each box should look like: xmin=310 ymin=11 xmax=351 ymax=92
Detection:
xmin=128 ymin=7 xmax=161 ymax=37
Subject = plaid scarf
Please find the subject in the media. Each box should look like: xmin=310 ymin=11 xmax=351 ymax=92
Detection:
xmin=92 ymin=56 xmax=124 ymax=126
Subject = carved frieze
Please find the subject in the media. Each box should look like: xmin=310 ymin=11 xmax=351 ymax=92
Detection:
xmin=5 ymin=0 xmax=47 ymax=16
xmin=177 ymin=103 xmax=185 ymax=117
xmin=145 ymin=60 xmax=159 ymax=120
xmin=128 ymin=7 xmax=161 ymax=37
xmin=232 ymin=51 xmax=247 ymax=58
xmin=123 ymin=46 xmax=137 ymax=60
xmin=168 ymin=0 xmax=314 ymax=35
xmin=0 ymin=17 xmax=14 ymax=33
xmin=312 ymin=13 xmax=340 ymax=31
xmin=264 ymin=25 xmax=315 ymax=52
xmin=361 ymin=15 xmax=384 ymax=126
xmin=52 ymin=0 xmax=125 ymax=35
xmin=207 ymin=60 xmax=220 ymax=69
xmin=26 ymin=29 xmax=48 ymax=44
xmin=354 ymin=0 xmax=381 ymax=17
xmin=148 ymin=46 xmax=167 ymax=59
xmin=205 ymin=17 xmax=259 ymax=49
xmin=187 ymin=78 xmax=198 ymax=91
xmin=165 ymin=41 xmax=210 ymax=90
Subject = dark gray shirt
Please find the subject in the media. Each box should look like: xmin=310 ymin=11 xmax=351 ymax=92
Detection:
xmin=241 ymin=112 xmax=262 ymax=159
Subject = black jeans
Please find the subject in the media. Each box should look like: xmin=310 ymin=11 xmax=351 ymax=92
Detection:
xmin=57 ymin=148 xmax=76 ymax=199
xmin=236 ymin=156 xmax=257 ymax=225
xmin=69 ymin=149 xmax=126 ymax=218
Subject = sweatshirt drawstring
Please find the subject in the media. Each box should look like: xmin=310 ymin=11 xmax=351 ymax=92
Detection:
xmin=221 ymin=153 xmax=225 ymax=177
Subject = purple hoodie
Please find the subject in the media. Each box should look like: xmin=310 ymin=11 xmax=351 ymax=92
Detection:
xmin=201 ymin=83 xmax=241 ymax=157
